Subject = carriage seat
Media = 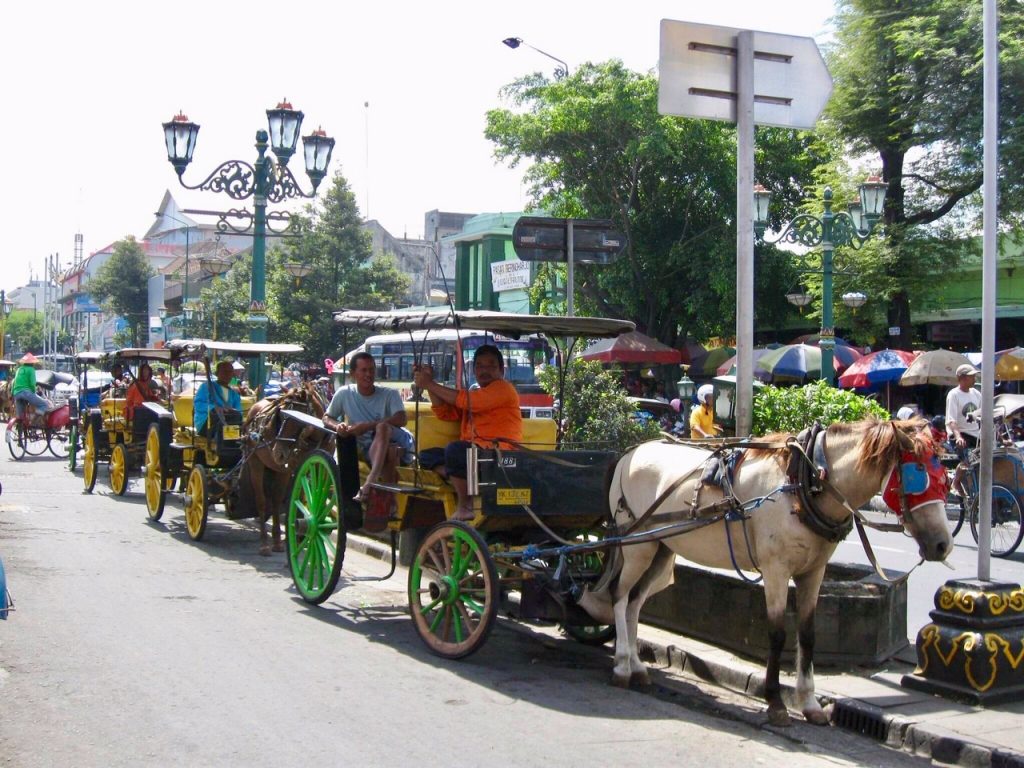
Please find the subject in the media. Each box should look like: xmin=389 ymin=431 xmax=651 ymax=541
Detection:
xmin=100 ymin=397 xmax=127 ymax=431
xmin=131 ymin=401 xmax=172 ymax=442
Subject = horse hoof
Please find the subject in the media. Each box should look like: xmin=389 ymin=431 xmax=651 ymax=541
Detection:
xmin=767 ymin=706 xmax=792 ymax=728
xmin=610 ymin=673 xmax=632 ymax=689
xmin=272 ymin=541 xmax=284 ymax=553
xmin=259 ymin=545 xmax=272 ymax=557
xmin=803 ymin=707 xmax=829 ymax=726
xmin=630 ymin=670 xmax=651 ymax=688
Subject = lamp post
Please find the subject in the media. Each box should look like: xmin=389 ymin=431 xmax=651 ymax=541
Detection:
xmin=162 ymin=101 xmax=334 ymax=389
xmin=676 ymin=369 xmax=695 ymax=433
xmin=156 ymin=211 xmax=195 ymax=337
xmin=754 ymin=176 xmax=886 ymax=383
xmin=0 ymin=291 xmax=11 ymax=359
xmin=502 ymin=37 xmax=569 ymax=79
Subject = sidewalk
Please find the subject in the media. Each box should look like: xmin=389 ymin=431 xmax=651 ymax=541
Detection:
xmin=347 ymin=533 xmax=1024 ymax=768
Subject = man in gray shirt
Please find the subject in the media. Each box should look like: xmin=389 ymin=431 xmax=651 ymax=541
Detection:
xmin=323 ymin=352 xmax=411 ymax=524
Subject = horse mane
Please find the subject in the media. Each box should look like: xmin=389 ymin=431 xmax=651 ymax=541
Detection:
xmin=745 ymin=433 xmax=793 ymax=470
xmin=854 ymin=417 xmax=935 ymax=475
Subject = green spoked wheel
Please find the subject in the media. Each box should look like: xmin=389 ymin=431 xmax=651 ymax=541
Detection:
xmin=144 ymin=424 xmax=171 ymax=521
xmin=83 ymin=419 xmax=100 ymax=493
xmin=408 ymin=521 xmax=499 ymax=659
xmin=970 ymin=484 xmax=1024 ymax=557
xmin=67 ymin=423 xmax=78 ymax=471
xmin=287 ymin=450 xmax=345 ymax=604
xmin=184 ymin=465 xmax=208 ymax=541
xmin=109 ymin=443 xmax=129 ymax=496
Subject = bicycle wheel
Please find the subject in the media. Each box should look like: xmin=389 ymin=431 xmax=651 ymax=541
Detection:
xmin=969 ymin=484 xmax=1024 ymax=557
xmin=6 ymin=419 xmax=25 ymax=461
xmin=23 ymin=425 xmax=48 ymax=456
xmin=48 ymin=427 xmax=70 ymax=459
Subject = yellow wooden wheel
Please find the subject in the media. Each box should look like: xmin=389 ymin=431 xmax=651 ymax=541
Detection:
xmin=83 ymin=420 xmax=99 ymax=494
xmin=185 ymin=465 xmax=208 ymax=541
xmin=144 ymin=424 xmax=168 ymax=521
xmin=109 ymin=443 xmax=129 ymax=496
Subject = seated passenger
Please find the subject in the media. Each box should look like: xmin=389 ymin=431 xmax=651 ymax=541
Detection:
xmin=125 ymin=363 xmax=163 ymax=420
xmin=12 ymin=353 xmax=53 ymax=419
xmin=322 ymin=352 xmax=413 ymax=511
xmin=193 ymin=360 xmax=242 ymax=437
xmin=103 ymin=363 xmax=126 ymax=395
xmin=413 ymin=344 xmax=523 ymax=521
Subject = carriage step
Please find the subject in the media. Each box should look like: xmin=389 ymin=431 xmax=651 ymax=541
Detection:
xmin=367 ymin=481 xmax=425 ymax=495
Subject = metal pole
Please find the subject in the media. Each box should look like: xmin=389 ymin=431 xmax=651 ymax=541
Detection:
xmin=978 ymin=0 xmax=999 ymax=580
xmin=183 ymin=225 xmax=190 ymax=338
xmin=250 ymin=130 xmax=270 ymax=391
xmin=0 ymin=289 xmax=5 ymax=360
xmin=820 ymin=191 xmax=836 ymax=384
xmin=566 ymin=219 xmax=575 ymax=317
xmin=734 ymin=30 xmax=755 ymax=438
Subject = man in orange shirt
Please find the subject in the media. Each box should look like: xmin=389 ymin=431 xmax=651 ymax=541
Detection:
xmin=413 ymin=344 xmax=522 ymax=520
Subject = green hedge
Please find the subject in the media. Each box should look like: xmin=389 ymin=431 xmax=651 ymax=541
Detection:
xmin=752 ymin=381 xmax=889 ymax=436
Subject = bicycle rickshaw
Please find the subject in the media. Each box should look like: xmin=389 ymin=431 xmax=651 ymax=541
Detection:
xmin=944 ymin=392 xmax=1024 ymax=556
xmin=5 ymin=367 xmax=74 ymax=461
xmin=284 ymin=309 xmax=637 ymax=658
xmin=80 ymin=348 xmax=179 ymax=496
xmin=144 ymin=339 xmax=309 ymax=541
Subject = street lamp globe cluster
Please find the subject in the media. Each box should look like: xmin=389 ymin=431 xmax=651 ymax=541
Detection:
xmin=161 ymin=100 xmax=334 ymax=387
xmin=753 ymin=176 xmax=887 ymax=383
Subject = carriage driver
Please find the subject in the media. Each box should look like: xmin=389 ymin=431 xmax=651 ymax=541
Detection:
xmin=193 ymin=360 xmax=242 ymax=437
xmin=413 ymin=344 xmax=523 ymax=521
xmin=322 ymin=352 xmax=414 ymax=511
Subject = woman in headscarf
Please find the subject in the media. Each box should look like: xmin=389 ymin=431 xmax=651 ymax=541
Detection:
xmin=125 ymin=363 xmax=163 ymax=420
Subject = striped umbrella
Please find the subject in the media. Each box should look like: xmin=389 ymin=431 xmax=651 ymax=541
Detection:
xmin=757 ymin=343 xmax=862 ymax=381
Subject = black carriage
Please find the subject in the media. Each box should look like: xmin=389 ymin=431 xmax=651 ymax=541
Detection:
xmin=285 ymin=310 xmax=637 ymax=657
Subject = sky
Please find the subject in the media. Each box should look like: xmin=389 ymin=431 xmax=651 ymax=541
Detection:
xmin=1 ymin=0 xmax=836 ymax=294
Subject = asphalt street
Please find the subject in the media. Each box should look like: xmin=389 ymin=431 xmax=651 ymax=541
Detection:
xmin=0 ymin=445 xmax=946 ymax=767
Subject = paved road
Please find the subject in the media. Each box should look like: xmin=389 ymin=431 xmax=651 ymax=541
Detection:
xmin=0 ymin=445 xmax=936 ymax=768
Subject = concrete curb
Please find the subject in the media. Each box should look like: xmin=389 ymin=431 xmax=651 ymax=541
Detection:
xmin=344 ymin=533 xmax=1023 ymax=768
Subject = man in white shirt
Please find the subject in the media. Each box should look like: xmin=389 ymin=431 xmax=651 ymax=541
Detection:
xmin=946 ymin=363 xmax=982 ymax=495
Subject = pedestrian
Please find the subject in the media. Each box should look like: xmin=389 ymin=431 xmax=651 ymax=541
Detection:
xmin=946 ymin=363 xmax=982 ymax=496
xmin=690 ymin=383 xmax=721 ymax=439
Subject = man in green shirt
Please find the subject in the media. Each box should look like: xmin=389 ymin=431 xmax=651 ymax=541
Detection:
xmin=12 ymin=353 xmax=51 ymax=419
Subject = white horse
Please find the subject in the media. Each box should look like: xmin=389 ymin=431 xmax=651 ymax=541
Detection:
xmin=578 ymin=418 xmax=952 ymax=727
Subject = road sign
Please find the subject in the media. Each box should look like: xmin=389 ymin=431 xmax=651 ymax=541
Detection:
xmin=511 ymin=217 xmax=627 ymax=265
xmin=658 ymin=19 xmax=833 ymax=129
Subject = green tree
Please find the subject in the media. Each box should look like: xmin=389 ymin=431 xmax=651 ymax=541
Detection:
xmin=539 ymin=358 xmax=661 ymax=451
xmin=485 ymin=60 xmax=829 ymax=345
xmin=87 ymin=237 xmax=154 ymax=347
xmin=826 ymin=0 xmax=1024 ymax=348
xmin=5 ymin=310 xmax=42 ymax=354
xmin=270 ymin=171 xmax=409 ymax=361
xmin=752 ymin=382 xmax=889 ymax=435
xmin=192 ymin=253 xmax=252 ymax=343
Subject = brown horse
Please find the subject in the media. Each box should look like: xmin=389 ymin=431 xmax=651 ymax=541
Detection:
xmin=242 ymin=383 xmax=334 ymax=555
xmin=0 ymin=381 xmax=14 ymax=420
xmin=579 ymin=418 xmax=952 ymax=726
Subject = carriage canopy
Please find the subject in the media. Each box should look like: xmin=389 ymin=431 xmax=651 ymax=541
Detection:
xmin=333 ymin=309 xmax=635 ymax=339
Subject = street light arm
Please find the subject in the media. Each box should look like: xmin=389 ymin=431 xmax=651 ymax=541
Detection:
xmin=505 ymin=37 xmax=570 ymax=79
xmin=177 ymin=158 xmax=319 ymax=204
xmin=758 ymin=211 xmax=882 ymax=251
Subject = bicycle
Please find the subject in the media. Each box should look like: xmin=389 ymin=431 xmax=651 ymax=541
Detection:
xmin=948 ymin=446 xmax=1024 ymax=557
xmin=5 ymin=400 xmax=72 ymax=461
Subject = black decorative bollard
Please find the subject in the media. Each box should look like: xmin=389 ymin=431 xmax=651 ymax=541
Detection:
xmin=903 ymin=579 xmax=1024 ymax=705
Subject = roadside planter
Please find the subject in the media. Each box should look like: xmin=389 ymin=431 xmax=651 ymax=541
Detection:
xmin=641 ymin=561 xmax=907 ymax=666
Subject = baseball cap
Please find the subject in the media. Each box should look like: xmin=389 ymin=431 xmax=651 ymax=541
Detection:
xmin=956 ymin=364 xmax=979 ymax=377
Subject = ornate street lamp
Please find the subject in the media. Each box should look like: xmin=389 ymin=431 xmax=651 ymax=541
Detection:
xmin=754 ymin=176 xmax=886 ymax=383
xmin=676 ymin=368 xmax=695 ymax=433
xmin=161 ymin=100 xmax=334 ymax=388
xmin=502 ymin=36 xmax=570 ymax=80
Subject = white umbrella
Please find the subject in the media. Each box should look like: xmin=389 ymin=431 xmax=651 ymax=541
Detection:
xmin=899 ymin=349 xmax=973 ymax=387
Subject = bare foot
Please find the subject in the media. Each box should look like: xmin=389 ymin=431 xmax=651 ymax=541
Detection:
xmin=453 ymin=506 xmax=475 ymax=522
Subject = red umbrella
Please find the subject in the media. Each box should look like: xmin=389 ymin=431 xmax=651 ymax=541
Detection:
xmin=578 ymin=331 xmax=682 ymax=364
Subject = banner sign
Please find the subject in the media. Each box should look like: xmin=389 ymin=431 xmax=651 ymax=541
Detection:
xmin=490 ymin=260 xmax=532 ymax=292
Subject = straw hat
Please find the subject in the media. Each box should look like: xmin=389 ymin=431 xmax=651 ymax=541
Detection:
xmin=18 ymin=353 xmax=39 ymax=365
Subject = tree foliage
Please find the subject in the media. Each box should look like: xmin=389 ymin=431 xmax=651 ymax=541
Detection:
xmin=5 ymin=311 xmax=42 ymax=354
xmin=87 ymin=237 xmax=154 ymax=347
xmin=270 ymin=171 xmax=409 ymax=362
xmin=826 ymin=0 xmax=1024 ymax=347
xmin=485 ymin=60 xmax=829 ymax=345
xmin=539 ymin=358 xmax=661 ymax=451
xmin=752 ymin=381 xmax=889 ymax=435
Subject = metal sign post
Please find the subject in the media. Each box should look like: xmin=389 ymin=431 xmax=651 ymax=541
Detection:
xmin=658 ymin=19 xmax=833 ymax=436
xmin=512 ymin=217 xmax=627 ymax=318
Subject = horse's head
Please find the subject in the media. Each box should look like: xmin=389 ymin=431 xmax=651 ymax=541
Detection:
xmin=856 ymin=418 xmax=953 ymax=561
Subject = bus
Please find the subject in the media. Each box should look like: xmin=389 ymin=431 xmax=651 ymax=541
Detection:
xmin=337 ymin=328 xmax=555 ymax=418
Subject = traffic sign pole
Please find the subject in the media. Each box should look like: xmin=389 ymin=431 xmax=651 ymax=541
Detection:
xmin=735 ymin=30 xmax=755 ymax=438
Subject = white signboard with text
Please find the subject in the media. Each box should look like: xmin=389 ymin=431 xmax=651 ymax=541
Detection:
xmin=491 ymin=260 xmax=532 ymax=293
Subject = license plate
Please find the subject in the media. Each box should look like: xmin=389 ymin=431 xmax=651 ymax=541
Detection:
xmin=222 ymin=425 xmax=241 ymax=440
xmin=497 ymin=488 xmax=531 ymax=505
